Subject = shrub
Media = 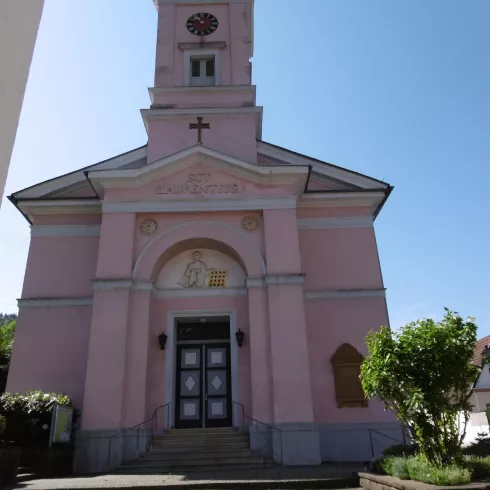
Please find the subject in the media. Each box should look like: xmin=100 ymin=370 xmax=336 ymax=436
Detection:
xmin=361 ymin=309 xmax=479 ymax=466
xmin=0 ymin=391 xmax=73 ymax=446
xmin=390 ymin=457 xmax=410 ymax=479
xmin=379 ymin=457 xmax=393 ymax=475
xmin=0 ymin=415 xmax=5 ymax=437
xmin=406 ymin=457 xmax=471 ymax=485
xmin=383 ymin=444 xmax=417 ymax=458
xmin=374 ymin=456 xmax=472 ymax=485
xmin=465 ymin=455 xmax=490 ymax=479
xmin=370 ymin=456 xmax=387 ymax=474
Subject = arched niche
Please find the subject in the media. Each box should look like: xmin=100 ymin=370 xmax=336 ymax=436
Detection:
xmin=132 ymin=221 xmax=265 ymax=282
xmin=331 ymin=343 xmax=368 ymax=408
xmin=156 ymin=246 xmax=246 ymax=290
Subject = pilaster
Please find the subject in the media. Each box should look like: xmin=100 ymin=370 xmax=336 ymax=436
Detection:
xmin=81 ymin=213 xmax=136 ymax=430
xmin=247 ymin=283 xmax=273 ymax=423
xmin=123 ymin=289 xmax=152 ymax=427
xmin=263 ymin=209 xmax=321 ymax=464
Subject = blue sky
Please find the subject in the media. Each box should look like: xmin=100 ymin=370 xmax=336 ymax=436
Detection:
xmin=1 ymin=0 xmax=489 ymax=334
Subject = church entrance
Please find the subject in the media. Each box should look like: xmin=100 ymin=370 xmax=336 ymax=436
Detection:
xmin=175 ymin=321 xmax=232 ymax=429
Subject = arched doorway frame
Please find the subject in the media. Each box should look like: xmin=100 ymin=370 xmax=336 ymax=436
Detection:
xmin=132 ymin=221 xmax=265 ymax=428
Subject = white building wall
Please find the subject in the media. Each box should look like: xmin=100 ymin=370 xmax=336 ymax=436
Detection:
xmin=461 ymin=411 xmax=489 ymax=447
xmin=0 ymin=0 xmax=44 ymax=205
xmin=475 ymin=364 xmax=490 ymax=389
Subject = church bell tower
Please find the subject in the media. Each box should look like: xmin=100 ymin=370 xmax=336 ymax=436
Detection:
xmin=144 ymin=0 xmax=261 ymax=164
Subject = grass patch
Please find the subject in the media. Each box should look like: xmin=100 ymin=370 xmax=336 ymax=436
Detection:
xmin=465 ymin=455 xmax=490 ymax=480
xmin=373 ymin=455 xmax=475 ymax=486
xmin=405 ymin=457 xmax=471 ymax=486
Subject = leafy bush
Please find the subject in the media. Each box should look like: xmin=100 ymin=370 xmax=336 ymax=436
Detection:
xmin=405 ymin=457 xmax=471 ymax=486
xmin=0 ymin=391 xmax=73 ymax=446
xmin=390 ymin=457 xmax=410 ymax=479
xmin=383 ymin=444 xmax=417 ymax=458
xmin=373 ymin=456 xmax=472 ymax=485
xmin=0 ymin=415 xmax=5 ymax=437
xmin=465 ymin=455 xmax=490 ymax=479
xmin=361 ymin=309 xmax=479 ymax=466
xmin=379 ymin=457 xmax=392 ymax=475
xmin=370 ymin=456 xmax=386 ymax=474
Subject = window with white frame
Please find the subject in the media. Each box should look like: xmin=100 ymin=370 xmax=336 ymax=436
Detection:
xmin=190 ymin=56 xmax=215 ymax=87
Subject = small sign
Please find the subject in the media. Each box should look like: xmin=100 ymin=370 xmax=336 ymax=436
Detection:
xmin=49 ymin=405 xmax=73 ymax=445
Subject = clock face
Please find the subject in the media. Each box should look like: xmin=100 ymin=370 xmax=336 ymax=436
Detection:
xmin=186 ymin=13 xmax=218 ymax=36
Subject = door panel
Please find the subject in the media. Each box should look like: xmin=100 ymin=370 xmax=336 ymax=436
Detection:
xmin=176 ymin=345 xmax=203 ymax=428
xmin=205 ymin=344 xmax=232 ymax=427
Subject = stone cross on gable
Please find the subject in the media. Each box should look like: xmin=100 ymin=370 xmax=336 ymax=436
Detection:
xmin=189 ymin=117 xmax=210 ymax=145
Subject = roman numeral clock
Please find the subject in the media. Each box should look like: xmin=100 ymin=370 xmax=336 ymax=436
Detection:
xmin=186 ymin=13 xmax=219 ymax=36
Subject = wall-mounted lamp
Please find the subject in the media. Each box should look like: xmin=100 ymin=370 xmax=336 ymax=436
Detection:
xmin=158 ymin=332 xmax=168 ymax=351
xmin=235 ymin=329 xmax=245 ymax=348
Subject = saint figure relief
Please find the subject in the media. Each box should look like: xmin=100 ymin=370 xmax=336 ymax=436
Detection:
xmin=178 ymin=251 xmax=214 ymax=288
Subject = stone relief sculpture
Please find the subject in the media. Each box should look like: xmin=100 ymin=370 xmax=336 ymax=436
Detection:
xmin=178 ymin=251 xmax=214 ymax=288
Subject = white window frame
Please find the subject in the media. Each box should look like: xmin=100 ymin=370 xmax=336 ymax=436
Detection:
xmin=184 ymin=49 xmax=221 ymax=87
xmin=190 ymin=56 xmax=215 ymax=87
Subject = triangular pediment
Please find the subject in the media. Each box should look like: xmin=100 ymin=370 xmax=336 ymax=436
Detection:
xmin=87 ymin=145 xmax=309 ymax=197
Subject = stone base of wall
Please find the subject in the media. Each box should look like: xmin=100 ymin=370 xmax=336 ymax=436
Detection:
xmin=74 ymin=429 xmax=153 ymax=474
xmin=359 ymin=472 xmax=490 ymax=490
xmin=318 ymin=422 xmax=404 ymax=462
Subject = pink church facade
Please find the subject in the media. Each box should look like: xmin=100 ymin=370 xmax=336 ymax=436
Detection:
xmin=7 ymin=0 xmax=398 ymax=472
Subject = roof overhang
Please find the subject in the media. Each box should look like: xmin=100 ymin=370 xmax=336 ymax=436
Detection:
xmin=299 ymin=189 xmax=392 ymax=218
xmin=13 ymin=198 xmax=101 ymax=224
xmin=257 ymin=141 xmax=390 ymax=191
xmin=11 ymin=146 xmax=147 ymax=200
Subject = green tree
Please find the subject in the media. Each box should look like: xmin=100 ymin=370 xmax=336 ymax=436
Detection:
xmin=0 ymin=314 xmax=17 ymax=368
xmin=0 ymin=317 xmax=16 ymax=366
xmin=361 ymin=309 xmax=479 ymax=466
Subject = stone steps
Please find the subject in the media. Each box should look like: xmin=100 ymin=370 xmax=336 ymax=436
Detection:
xmin=116 ymin=461 xmax=273 ymax=474
xmin=150 ymin=443 xmax=251 ymax=452
xmin=116 ymin=427 xmax=273 ymax=474
xmin=123 ymin=456 xmax=267 ymax=468
xmin=144 ymin=448 xmax=253 ymax=459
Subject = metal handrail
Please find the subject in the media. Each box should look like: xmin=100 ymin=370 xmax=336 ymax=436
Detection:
xmin=232 ymin=401 xmax=283 ymax=464
xmin=231 ymin=401 xmax=282 ymax=433
xmin=106 ymin=402 xmax=172 ymax=469
xmin=231 ymin=401 xmax=409 ymax=462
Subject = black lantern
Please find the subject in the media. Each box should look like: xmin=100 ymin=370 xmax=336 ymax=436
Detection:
xmin=235 ymin=329 xmax=245 ymax=348
xmin=158 ymin=332 xmax=168 ymax=351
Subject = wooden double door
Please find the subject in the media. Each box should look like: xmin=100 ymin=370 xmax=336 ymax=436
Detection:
xmin=175 ymin=342 xmax=232 ymax=429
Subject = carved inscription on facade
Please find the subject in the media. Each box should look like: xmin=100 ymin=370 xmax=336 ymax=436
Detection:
xmin=157 ymin=173 xmax=239 ymax=196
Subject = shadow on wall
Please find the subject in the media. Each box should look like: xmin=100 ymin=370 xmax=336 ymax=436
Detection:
xmin=0 ymin=369 xmax=7 ymax=394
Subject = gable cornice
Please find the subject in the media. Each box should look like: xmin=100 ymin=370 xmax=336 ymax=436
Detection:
xmin=16 ymin=199 xmax=102 ymax=221
xmin=257 ymin=141 xmax=390 ymax=191
xmin=11 ymin=146 xmax=147 ymax=200
xmin=149 ymin=85 xmax=256 ymax=105
xmin=298 ymin=191 xmax=387 ymax=214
